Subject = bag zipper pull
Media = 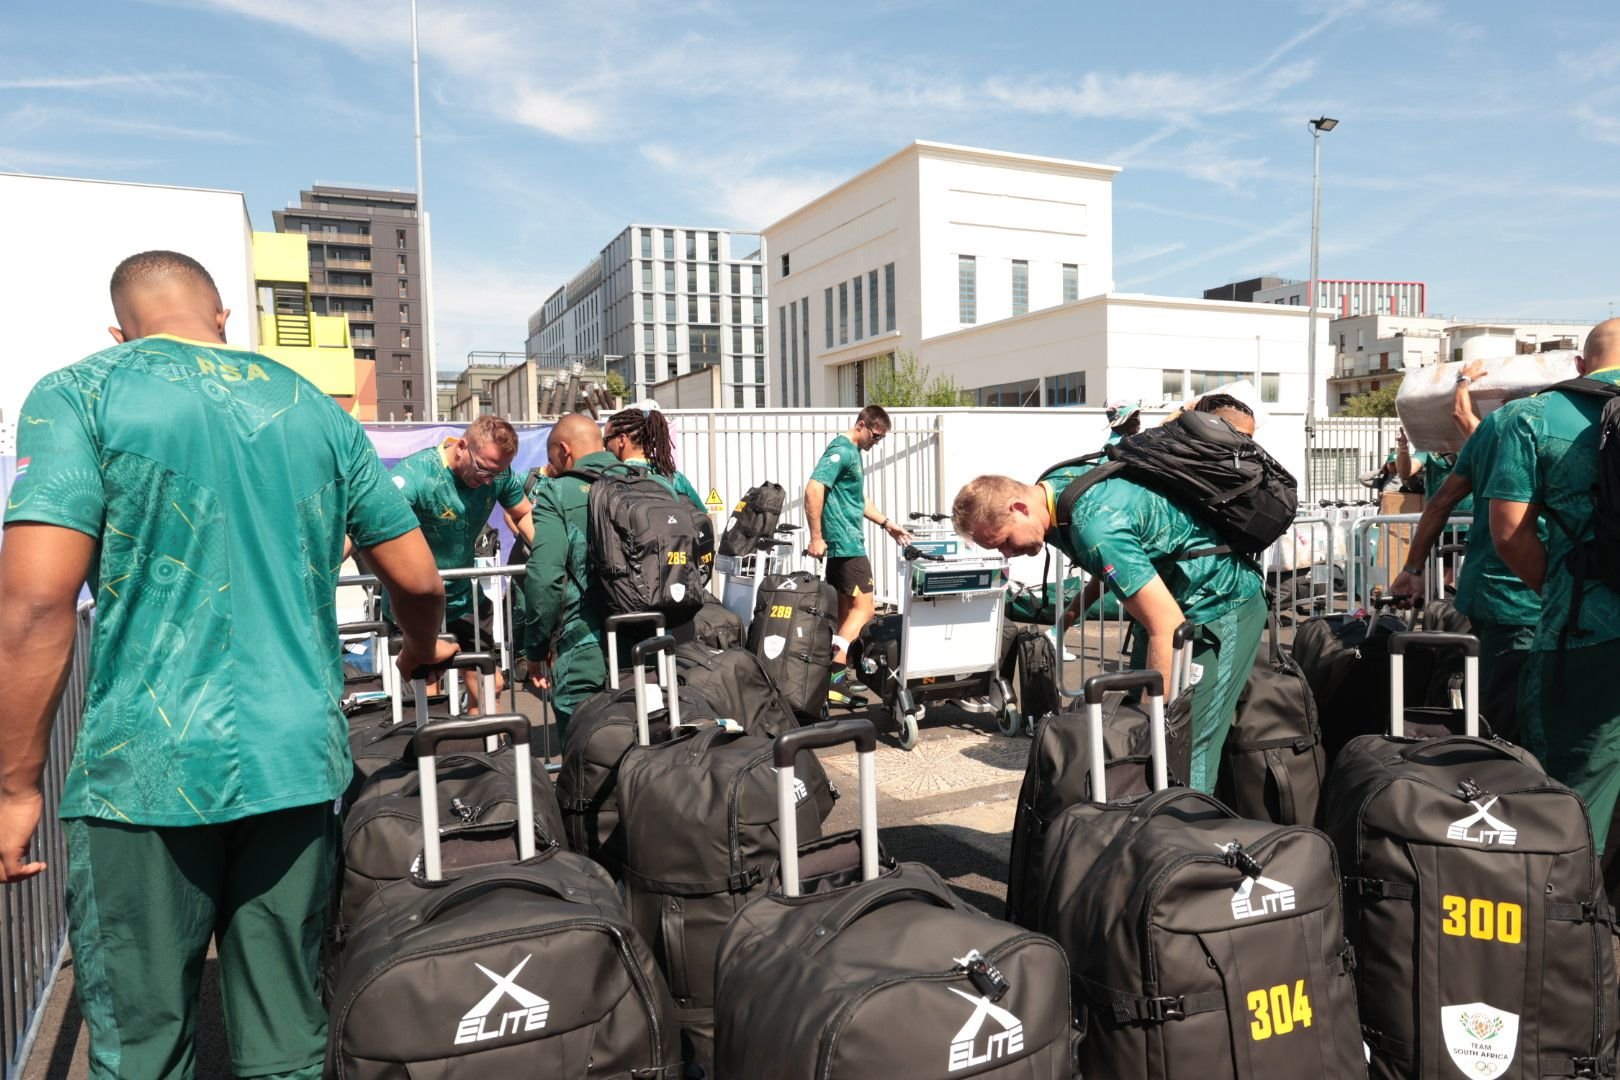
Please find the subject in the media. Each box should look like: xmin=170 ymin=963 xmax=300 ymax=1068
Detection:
xmin=1219 ymin=840 xmax=1264 ymax=879
xmin=450 ymin=797 xmax=479 ymax=824
xmin=954 ymin=949 xmax=1010 ymax=1001
xmin=1456 ymin=778 xmax=1485 ymax=802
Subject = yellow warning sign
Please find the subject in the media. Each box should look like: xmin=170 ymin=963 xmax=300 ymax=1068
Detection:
xmin=705 ymin=488 xmax=725 ymax=512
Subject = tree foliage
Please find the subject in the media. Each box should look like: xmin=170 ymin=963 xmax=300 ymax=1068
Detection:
xmin=604 ymin=371 xmax=627 ymax=398
xmin=1342 ymin=380 xmax=1401 ymax=417
xmin=867 ymin=351 xmax=969 ymax=407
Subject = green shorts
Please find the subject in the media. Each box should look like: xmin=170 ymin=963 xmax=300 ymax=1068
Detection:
xmin=65 ymin=801 xmax=340 ymax=1079
xmin=1519 ymin=642 xmax=1620 ymax=859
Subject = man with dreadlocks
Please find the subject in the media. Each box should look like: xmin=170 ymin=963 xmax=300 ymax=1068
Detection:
xmin=603 ymin=403 xmax=706 ymax=513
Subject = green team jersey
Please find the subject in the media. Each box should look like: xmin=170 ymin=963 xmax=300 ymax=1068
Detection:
xmin=1042 ymin=464 xmax=1263 ymax=627
xmin=809 ymin=434 xmax=868 ymax=558
xmin=1449 ymin=405 xmax=1543 ymax=628
xmin=1420 ymin=451 xmax=1474 ymax=515
xmin=1483 ymin=367 xmax=1620 ymax=651
xmin=5 ymin=335 xmax=417 ymax=825
xmin=388 ymin=440 xmax=526 ymax=620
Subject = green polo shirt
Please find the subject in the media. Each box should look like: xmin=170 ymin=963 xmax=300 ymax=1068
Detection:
xmin=1449 ymin=405 xmax=1542 ymax=628
xmin=809 ymin=434 xmax=868 ymax=558
xmin=1419 ymin=452 xmax=1474 ymax=515
xmin=1483 ymin=368 xmax=1620 ymax=651
xmin=5 ymin=335 xmax=417 ymax=825
xmin=1042 ymin=464 xmax=1263 ymax=627
xmin=389 ymin=440 xmax=526 ymax=620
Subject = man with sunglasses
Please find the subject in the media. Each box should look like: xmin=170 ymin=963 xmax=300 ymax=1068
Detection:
xmin=806 ymin=405 xmax=912 ymax=698
xmin=388 ymin=415 xmax=535 ymax=712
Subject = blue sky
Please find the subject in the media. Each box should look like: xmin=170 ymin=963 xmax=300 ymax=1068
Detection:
xmin=3 ymin=0 xmax=1616 ymax=370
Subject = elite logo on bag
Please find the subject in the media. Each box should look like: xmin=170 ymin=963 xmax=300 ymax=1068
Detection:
xmin=1231 ymin=874 xmax=1297 ymax=920
xmin=453 ymin=955 xmax=550 ymax=1046
xmin=1441 ymin=1003 xmax=1519 ymax=1079
xmin=1447 ymin=798 xmax=1518 ymax=846
xmin=945 ymin=987 xmax=1023 ymax=1071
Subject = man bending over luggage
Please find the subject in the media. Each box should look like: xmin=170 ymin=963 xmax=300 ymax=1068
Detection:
xmin=806 ymin=405 xmax=912 ymax=699
xmin=951 ymin=415 xmax=1267 ymax=794
xmin=388 ymin=414 xmax=535 ymax=713
xmin=1487 ymin=318 xmax=1620 ymax=877
xmin=0 ymin=250 xmax=453 ymax=1079
xmin=524 ymin=414 xmax=619 ymax=738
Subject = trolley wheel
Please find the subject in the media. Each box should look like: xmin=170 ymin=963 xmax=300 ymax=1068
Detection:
xmin=996 ymin=703 xmax=1023 ymax=737
xmin=898 ymin=711 xmax=922 ymax=750
xmin=1024 ymin=713 xmax=1038 ymax=738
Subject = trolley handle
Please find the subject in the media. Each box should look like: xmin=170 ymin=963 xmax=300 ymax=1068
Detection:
xmin=901 ymin=544 xmax=945 ymax=562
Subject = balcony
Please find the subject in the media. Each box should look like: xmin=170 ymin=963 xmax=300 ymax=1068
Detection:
xmin=311 ymin=232 xmax=373 ymax=246
xmin=318 ymin=284 xmax=376 ymax=297
xmin=323 ymin=258 xmax=372 ymax=271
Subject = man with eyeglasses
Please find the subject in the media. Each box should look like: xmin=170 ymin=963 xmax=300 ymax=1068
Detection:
xmin=806 ymin=404 xmax=912 ymax=699
xmin=388 ymin=415 xmax=535 ymax=712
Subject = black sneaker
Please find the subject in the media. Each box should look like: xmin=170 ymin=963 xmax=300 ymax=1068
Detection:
xmin=830 ymin=666 xmax=871 ymax=696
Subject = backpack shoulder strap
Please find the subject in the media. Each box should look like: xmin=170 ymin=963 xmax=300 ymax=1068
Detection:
xmin=1052 ymin=460 xmax=1127 ymax=529
xmin=1037 ymin=452 xmax=1105 ymax=484
xmin=1551 ymin=376 xmax=1620 ymax=400
xmin=558 ymin=469 xmax=599 ymax=485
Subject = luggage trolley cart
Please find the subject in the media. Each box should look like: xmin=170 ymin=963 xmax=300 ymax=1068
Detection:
xmin=854 ymin=513 xmax=1019 ymax=750
xmin=716 ymin=524 xmax=803 ymax=633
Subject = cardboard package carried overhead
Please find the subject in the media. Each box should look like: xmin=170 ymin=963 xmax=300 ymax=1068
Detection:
xmin=1395 ymin=352 xmax=1578 ymax=454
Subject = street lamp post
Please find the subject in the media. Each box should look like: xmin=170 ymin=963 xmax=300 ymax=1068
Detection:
xmin=1304 ymin=115 xmax=1338 ymax=504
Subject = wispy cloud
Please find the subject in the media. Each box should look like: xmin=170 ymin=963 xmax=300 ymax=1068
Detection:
xmin=1118 ymin=216 xmax=1307 ymax=288
xmin=0 ymin=71 xmax=220 ymax=96
xmin=2 ymin=104 xmax=250 ymax=144
xmin=0 ymin=145 xmax=159 ymax=173
xmin=1116 ymin=241 xmax=1187 ymax=268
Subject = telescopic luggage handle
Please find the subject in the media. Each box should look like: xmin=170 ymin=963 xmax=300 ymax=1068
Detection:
xmin=1081 ymin=670 xmax=1169 ymax=802
xmin=411 ymin=651 xmax=498 ymax=726
xmin=340 ymin=620 xmax=392 ymax=695
xmin=630 ymin=634 xmax=681 ymax=747
xmin=414 ymin=714 xmax=537 ymax=882
xmin=773 ymin=718 xmax=880 ymax=898
xmin=1388 ymin=631 xmax=1480 ymax=738
xmin=1168 ymin=622 xmax=1195 ymax=701
xmin=391 ymin=633 xmax=460 ymax=727
xmin=605 ymin=612 xmax=667 ymax=690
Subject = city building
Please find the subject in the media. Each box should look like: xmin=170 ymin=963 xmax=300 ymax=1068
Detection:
xmin=0 ymin=173 xmax=258 ymax=424
xmin=273 ymin=184 xmax=427 ymax=420
xmin=442 ymin=358 xmax=516 ymax=421
xmin=525 ymin=226 xmax=767 ymax=407
xmin=251 ymin=231 xmax=371 ymax=418
xmin=1250 ymin=277 xmax=1428 ymax=318
xmin=1203 ymin=276 xmax=1286 ymax=304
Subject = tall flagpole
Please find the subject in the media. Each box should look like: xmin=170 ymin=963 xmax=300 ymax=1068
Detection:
xmin=411 ymin=0 xmax=438 ymax=421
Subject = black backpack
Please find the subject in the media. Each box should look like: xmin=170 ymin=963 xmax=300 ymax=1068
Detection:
xmin=1042 ymin=410 xmax=1298 ymax=556
xmin=1539 ymin=377 xmax=1620 ymax=654
xmin=717 ymin=481 xmax=786 ymax=557
xmin=564 ymin=463 xmax=715 ymax=619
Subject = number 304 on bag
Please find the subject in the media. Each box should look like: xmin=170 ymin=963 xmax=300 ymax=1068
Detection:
xmin=1247 ymin=980 xmax=1313 ymax=1041
xmin=1441 ymin=895 xmax=1523 ymax=944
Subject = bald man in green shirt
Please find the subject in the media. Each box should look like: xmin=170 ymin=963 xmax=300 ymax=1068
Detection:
xmin=0 ymin=250 xmax=451 ymax=1078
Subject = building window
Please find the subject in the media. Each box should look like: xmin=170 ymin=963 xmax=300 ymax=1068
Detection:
xmin=396 ymin=229 xmax=407 ymax=249
xmin=1045 ymin=370 xmax=1086 ymax=406
xmin=839 ymin=283 xmax=849 ymax=344
xmin=824 ymin=288 xmax=834 ymax=349
xmin=755 ymin=326 xmax=765 ymax=355
xmin=958 ymin=255 xmax=976 ymax=324
xmin=687 ymin=263 xmax=697 ymax=293
xmin=884 ymin=263 xmax=896 ymax=332
xmin=734 ymin=385 xmax=745 ymax=408
xmin=732 ymin=325 xmax=742 ymax=355
xmin=730 ymin=265 xmax=741 ymax=295
xmin=400 ymin=303 xmax=409 ymax=320
xmin=398 ymin=254 xmax=407 ymax=273
xmin=663 ymin=231 xmax=674 ymax=260
xmin=688 ymin=295 xmax=699 ymax=323
xmin=753 ymin=266 xmax=763 ymax=296
xmin=788 ymin=303 xmax=799 ymax=406
xmin=779 ymin=308 xmax=789 ymax=404
xmin=668 ymin=356 xmax=678 ymax=380
xmin=641 ymin=229 xmax=652 ymax=258
xmin=645 ymin=355 xmax=657 ymax=383
xmin=852 ymin=277 xmax=865 ymax=342
xmin=398 ymin=279 xmax=409 ymax=298
xmin=1011 ymin=260 xmax=1029 ymax=317
xmin=685 ymin=232 xmax=696 ymax=260
xmin=666 ymin=326 xmax=677 ymax=352
xmin=643 ymin=295 xmax=655 ymax=322
xmin=753 ymin=298 xmax=763 ymax=324
xmin=1163 ymin=371 xmax=1184 ymax=398
xmin=709 ymin=232 xmax=719 ymax=261
xmin=1062 ymin=264 xmax=1079 ymax=302
xmin=1190 ymin=370 xmax=1247 ymax=393
xmin=801 ymin=297 xmax=811 ymax=406
xmin=644 ymin=326 xmax=655 ymax=351
xmin=781 ymin=253 xmax=790 ymax=278
xmin=709 ymin=295 xmax=720 ymax=322
xmin=402 ymin=378 xmax=413 ymax=398
xmin=736 ymin=355 xmax=746 ymax=385
xmin=708 ymin=264 xmax=719 ymax=294
xmin=666 ymin=295 xmax=677 ymax=322
xmin=866 ymin=270 xmax=879 ymax=337
xmin=1261 ymin=374 xmax=1280 ymax=403
xmin=393 ymin=352 xmax=410 ymax=371
xmin=731 ymin=296 xmax=742 ymax=324
xmin=640 ymin=262 xmax=652 ymax=290
xmin=664 ymin=264 xmax=675 ymax=292
xmin=755 ymin=356 xmax=766 ymax=385
xmin=975 ymin=377 xmax=1039 ymax=407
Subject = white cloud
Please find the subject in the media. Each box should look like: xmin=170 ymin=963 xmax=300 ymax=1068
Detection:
xmin=0 ymin=103 xmax=249 ymax=143
xmin=0 ymin=71 xmax=220 ymax=96
xmin=1116 ymin=242 xmax=1187 ymax=268
xmin=428 ymin=257 xmax=558 ymax=363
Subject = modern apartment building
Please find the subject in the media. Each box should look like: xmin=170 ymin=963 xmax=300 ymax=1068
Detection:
xmin=1250 ymin=278 xmax=1428 ymax=318
xmin=525 ymin=225 xmax=767 ymax=407
xmin=274 ymin=185 xmax=427 ymax=420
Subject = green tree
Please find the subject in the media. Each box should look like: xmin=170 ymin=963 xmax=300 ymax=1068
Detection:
xmin=604 ymin=371 xmax=627 ymax=398
xmin=867 ymin=351 xmax=969 ymax=407
xmin=1343 ymin=380 xmax=1401 ymax=417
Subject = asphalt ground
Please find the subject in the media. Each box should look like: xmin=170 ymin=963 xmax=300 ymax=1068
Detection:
xmin=22 ymin=619 xmax=1134 ymax=1078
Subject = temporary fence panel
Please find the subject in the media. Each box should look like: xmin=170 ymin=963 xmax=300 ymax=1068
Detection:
xmin=2 ymin=603 xmax=89 ymax=1080
xmin=1310 ymin=416 xmax=1404 ymax=505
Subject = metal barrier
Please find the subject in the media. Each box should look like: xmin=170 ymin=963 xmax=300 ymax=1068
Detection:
xmin=3 ymin=601 xmax=91 ymax=1080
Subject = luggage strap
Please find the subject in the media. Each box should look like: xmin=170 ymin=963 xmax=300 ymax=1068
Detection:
xmin=1352 ymin=876 xmax=1415 ymax=901
xmin=1542 ymin=1056 xmax=1617 ymax=1078
xmin=1548 ymin=899 xmax=1616 ymax=926
xmin=619 ymin=864 xmax=763 ymax=897
xmin=1078 ymin=977 xmax=1224 ymax=1025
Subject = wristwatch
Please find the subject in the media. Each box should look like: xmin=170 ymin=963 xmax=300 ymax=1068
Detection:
xmin=1456 ymin=374 xmax=1472 ymax=386
xmin=1401 ymin=562 xmax=1426 ymax=576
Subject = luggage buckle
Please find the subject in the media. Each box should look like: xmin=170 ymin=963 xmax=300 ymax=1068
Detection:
xmin=1219 ymin=840 xmax=1263 ymax=879
xmin=1571 ymin=1056 xmax=1601 ymax=1078
xmin=1143 ymin=996 xmax=1185 ymax=1022
xmin=1455 ymin=778 xmax=1485 ymax=802
xmin=953 ymin=949 xmax=1010 ymax=1002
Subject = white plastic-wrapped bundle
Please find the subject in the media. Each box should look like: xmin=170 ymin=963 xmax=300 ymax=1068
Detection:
xmin=1395 ymin=351 xmax=1578 ymax=453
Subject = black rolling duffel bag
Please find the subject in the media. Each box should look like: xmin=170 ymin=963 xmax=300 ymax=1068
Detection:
xmin=746 ymin=569 xmax=837 ymax=721
xmin=1035 ymin=673 xmax=1364 ymax=1079
xmin=1006 ymin=626 xmax=1195 ymax=930
xmin=617 ymin=633 xmax=830 ymax=1073
xmin=713 ymin=718 xmax=1079 ymax=1079
xmin=327 ymin=715 xmax=683 ymax=1079
xmin=1321 ymin=631 xmax=1618 ymax=1080
xmin=346 ymin=653 xmax=504 ymax=801
xmin=1215 ymin=611 xmax=1327 ymax=827
xmin=716 ymin=480 xmax=785 ymax=557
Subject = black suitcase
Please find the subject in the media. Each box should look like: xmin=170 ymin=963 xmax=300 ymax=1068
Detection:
xmin=1321 ymin=631 xmax=1618 ymax=1080
xmin=1006 ymin=627 xmax=1195 ymax=930
xmin=1036 ymin=674 xmax=1365 ymax=1079
xmin=678 ymin=591 xmax=745 ymax=651
xmin=326 ymin=715 xmax=683 ymax=1079
xmin=346 ymin=652 xmax=504 ymax=801
xmin=746 ymin=570 xmax=837 ymax=721
xmin=716 ymin=481 xmax=785 ymax=557
xmin=617 ymin=633 xmax=830 ymax=1073
xmin=1215 ymin=612 xmax=1327 ymax=827
xmin=713 ymin=719 xmax=1081 ymax=1079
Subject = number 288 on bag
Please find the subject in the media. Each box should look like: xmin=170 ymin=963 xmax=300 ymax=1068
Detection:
xmin=1247 ymin=980 xmax=1313 ymax=1041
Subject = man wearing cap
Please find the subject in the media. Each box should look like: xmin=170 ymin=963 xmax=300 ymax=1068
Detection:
xmin=1105 ymin=400 xmax=1142 ymax=444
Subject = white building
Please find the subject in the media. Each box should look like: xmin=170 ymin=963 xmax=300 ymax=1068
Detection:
xmin=761 ymin=141 xmax=1330 ymax=412
xmin=0 ymin=174 xmax=257 ymax=423
xmin=1253 ymin=278 xmax=1428 ymax=318
xmin=525 ymin=225 xmax=767 ymax=407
